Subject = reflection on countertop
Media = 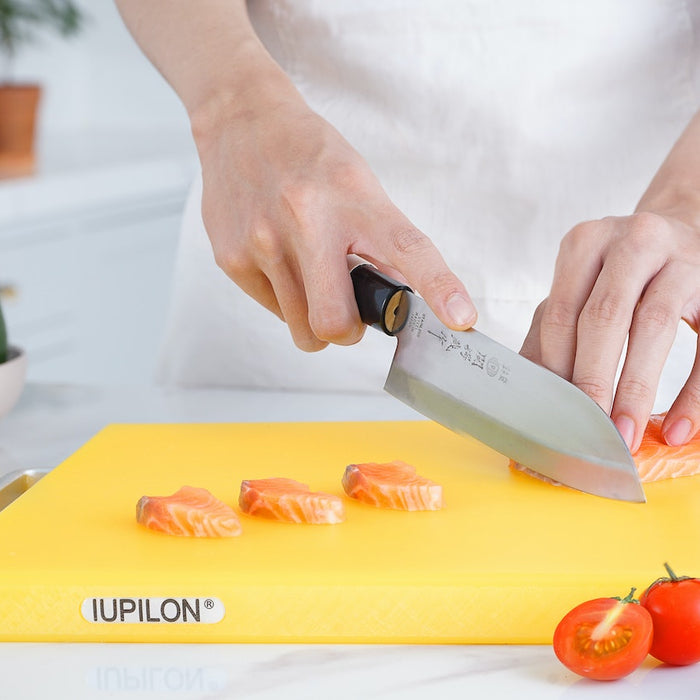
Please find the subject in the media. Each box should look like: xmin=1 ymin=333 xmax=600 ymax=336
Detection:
xmin=2 ymin=640 xmax=699 ymax=700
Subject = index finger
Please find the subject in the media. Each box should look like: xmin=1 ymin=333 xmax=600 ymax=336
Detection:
xmin=379 ymin=222 xmax=477 ymax=330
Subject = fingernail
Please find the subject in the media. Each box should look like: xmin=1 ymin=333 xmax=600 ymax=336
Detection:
xmin=446 ymin=294 xmax=476 ymax=328
xmin=664 ymin=418 xmax=692 ymax=446
xmin=615 ymin=415 xmax=636 ymax=449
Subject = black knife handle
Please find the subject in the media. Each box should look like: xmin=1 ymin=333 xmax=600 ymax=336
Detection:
xmin=350 ymin=263 xmax=412 ymax=336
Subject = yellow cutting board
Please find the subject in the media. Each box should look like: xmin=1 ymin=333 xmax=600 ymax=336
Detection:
xmin=1 ymin=421 xmax=699 ymax=644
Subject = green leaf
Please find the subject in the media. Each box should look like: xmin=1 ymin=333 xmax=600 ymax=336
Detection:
xmin=0 ymin=0 xmax=85 ymax=58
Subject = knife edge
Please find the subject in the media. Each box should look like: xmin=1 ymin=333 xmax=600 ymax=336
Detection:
xmin=385 ymin=358 xmax=646 ymax=503
xmin=349 ymin=260 xmax=646 ymax=503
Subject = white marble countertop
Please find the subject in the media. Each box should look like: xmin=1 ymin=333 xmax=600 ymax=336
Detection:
xmin=1 ymin=383 xmax=699 ymax=699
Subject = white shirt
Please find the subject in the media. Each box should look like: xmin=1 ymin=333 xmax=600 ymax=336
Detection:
xmin=156 ymin=0 xmax=699 ymax=410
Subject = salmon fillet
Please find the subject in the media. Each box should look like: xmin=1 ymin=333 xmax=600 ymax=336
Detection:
xmin=136 ymin=486 xmax=242 ymax=537
xmin=635 ymin=414 xmax=700 ymax=483
xmin=239 ymin=478 xmax=346 ymax=524
xmin=510 ymin=413 xmax=700 ymax=486
xmin=342 ymin=461 xmax=444 ymax=511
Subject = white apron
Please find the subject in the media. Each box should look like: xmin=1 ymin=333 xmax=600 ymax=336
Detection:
xmin=156 ymin=0 xmax=699 ymax=410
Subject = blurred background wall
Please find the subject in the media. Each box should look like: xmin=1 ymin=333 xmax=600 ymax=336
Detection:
xmin=0 ymin=1 xmax=198 ymax=387
xmin=10 ymin=1 xmax=190 ymax=139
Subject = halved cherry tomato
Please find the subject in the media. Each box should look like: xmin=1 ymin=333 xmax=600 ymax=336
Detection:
xmin=640 ymin=562 xmax=700 ymax=666
xmin=553 ymin=588 xmax=653 ymax=681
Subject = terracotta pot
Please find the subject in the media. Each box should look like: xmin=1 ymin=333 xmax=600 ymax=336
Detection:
xmin=0 ymin=83 xmax=41 ymax=177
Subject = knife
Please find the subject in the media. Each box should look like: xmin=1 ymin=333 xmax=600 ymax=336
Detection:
xmin=349 ymin=259 xmax=645 ymax=503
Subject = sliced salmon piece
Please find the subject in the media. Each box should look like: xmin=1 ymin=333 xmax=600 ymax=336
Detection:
xmin=342 ymin=461 xmax=443 ymax=511
xmin=136 ymin=486 xmax=242 ymax=537
xmin=510 ymin=413 xmax=700 ymax=486
xmin=239 ymin=478 xmax=346 ymax=524
xmin=634 ymin=414 xmax=700 ymax=483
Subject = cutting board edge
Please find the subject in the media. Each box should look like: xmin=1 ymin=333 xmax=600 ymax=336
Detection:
xmin=0 ymin=575 xmax=651 ymax=645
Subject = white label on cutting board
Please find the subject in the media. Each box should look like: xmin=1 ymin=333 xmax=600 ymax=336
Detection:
xmin=81 ymin=597 xmax=225 ymax=624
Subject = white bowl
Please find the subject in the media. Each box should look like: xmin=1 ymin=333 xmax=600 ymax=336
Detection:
xmin=0 ymin=346 xmax=27 ymax=419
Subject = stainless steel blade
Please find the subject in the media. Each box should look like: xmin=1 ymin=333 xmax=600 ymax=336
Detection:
xmin=387 ymin=293 xmax=645 ymax=503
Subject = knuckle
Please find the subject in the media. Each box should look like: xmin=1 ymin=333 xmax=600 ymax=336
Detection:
xmin=616 ymin=376 xmax=655 ymax=406
xmin=211 ymin=245 xmax=228 ymax=272
xmin=621 ymin=213 xmax=666 ymax=255
xmin=308 ymin=311 xmax=358 ymax=344
xmin=573 ymin=376 xmax=611 ymax=405
xmin=633 ymin=300 xmax=677 ymax=335
xmin=579 ymin=294 xmax=625 ymax=327
xmin=249 ymin=224 xmax=280 ymax=259
xmin=212 ymin=245 xmax=246 ymax=278
xmin=559 ymin=220 xmax=598 ymax=255
xmin=288 ymin=321 xmax=329 ymax=352
xmin=391 ymin=226 xmax=432 ymax=257
xmin=540 ymin=298 xmax=579 ymax=335
xmin=327 ymin=158 xmax=372 ymax=192
xmin=295 ymin=336 xmax=328 ymax=353
xmin=629 ymin=210 xmax=667 ymax=235
xmin=213 ymin=225 xmax=277 ymax=279
xmin=280 ymin=180 xmax=317 ymax=222
xmin=525 ymin=299 xmax=547 ymax=330
xmin=423 ymin=269 xmax=463 ymax=298
xmin=533 ymin=298 xmax=548 ymax=318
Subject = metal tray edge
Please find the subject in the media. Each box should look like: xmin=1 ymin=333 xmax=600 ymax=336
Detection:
xmin=0 ymin=468 xmax=51 ymax=511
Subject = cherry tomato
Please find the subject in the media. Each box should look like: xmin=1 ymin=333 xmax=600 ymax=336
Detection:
xmin=640 ymin=562 xmax=700 ymax=666
xmin=553 ymin=588 xmax=653 ymax=681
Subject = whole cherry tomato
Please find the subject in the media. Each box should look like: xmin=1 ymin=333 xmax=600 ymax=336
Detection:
xmin=640 ymin=562 xmax=700 ymax=666
xmin=553 ymin=588 xmax=653 ymax=681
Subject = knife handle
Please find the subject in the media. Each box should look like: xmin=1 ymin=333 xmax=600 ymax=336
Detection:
xmin=350 ymin=263 xmax=412 ymax=336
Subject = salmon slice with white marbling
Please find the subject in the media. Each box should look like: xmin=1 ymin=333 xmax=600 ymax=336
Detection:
xmin=136 ymin=485 xmax=242 ymax=537
xmin=342 ymin=461 xmax=443 ymax=511
xmin=239 ymin=478 xmax=346 ymax=524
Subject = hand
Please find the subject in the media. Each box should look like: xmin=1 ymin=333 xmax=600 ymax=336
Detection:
xmin=520 ymin=211 xmax=700 ymax=452
xmin=193 ymin=88 xmax=476 ymax=352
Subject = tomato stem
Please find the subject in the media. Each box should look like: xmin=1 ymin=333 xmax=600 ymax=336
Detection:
xmin=621 ymin=587 xmax=637 ymax=604
xmin=613 ymin=587 xmax=639 ymax=604
xmin=664 ymin=562 xmax=679 ymax=581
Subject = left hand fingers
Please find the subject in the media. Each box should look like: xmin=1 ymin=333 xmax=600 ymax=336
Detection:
xmin=536 ymin=219 xmax=610 ymax=381
xmin=611 ymin=262 xmax=693 ymax=451
xmin=546 ymin=216 xmax=666 ymax=414
xmin=531 ymin=212 xmax=700 ymax=452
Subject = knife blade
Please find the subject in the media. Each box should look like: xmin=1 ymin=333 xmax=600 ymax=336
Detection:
xmin=350 ymin=261 xmax=645 ymax=503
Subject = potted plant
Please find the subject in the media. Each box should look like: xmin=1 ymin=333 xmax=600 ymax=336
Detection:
xmin=0 ymin=0 xmax=84 ymax=175
xmin=0 ymin=295 xmax=27 ymax=418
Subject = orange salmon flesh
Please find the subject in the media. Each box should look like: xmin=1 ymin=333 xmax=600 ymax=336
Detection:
xmin=238 ymin=478 xmax=346 ymax=524
xmin=511 ymin=413 xmax=700 ymax=486
xmin=136 ymin=486 xmax=242 ymax=537
xmin=342 ymin=461 xmax=444 ymax=510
